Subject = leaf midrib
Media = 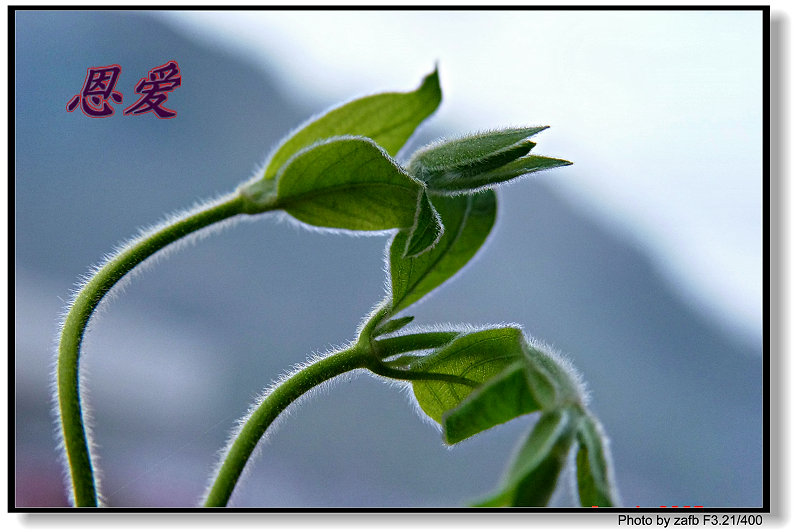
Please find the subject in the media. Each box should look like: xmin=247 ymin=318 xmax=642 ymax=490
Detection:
xmin=278 ymin=181 xmax=418 ymax=209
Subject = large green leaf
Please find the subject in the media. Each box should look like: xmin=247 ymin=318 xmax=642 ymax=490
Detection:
xmin=263 ymin=68 xmax=441 ymax=181
xmin=276 ymin=137 xmax=421 ymax=231
xmin=474 ymin=408 xmax=578 ymax=507
xmin=407 ymin=127 xmax=548 ymax=192
xmin=576 ymin=414 xmax=618 ymax=507
xmin=410 ymin=327 xmax=526 ymax=425
xmin=390 ymin=190 xmax=496 ymax=312
xmin=440 ymin=339 xmax=576 ymax=444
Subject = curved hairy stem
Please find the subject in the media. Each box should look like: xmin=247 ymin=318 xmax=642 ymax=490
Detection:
xmin=57 ymin=192 xmax=250 ymax=507
xmin=203 ymin=345 xmax=370 ymax=507
xmin=204 ymin=331 xmax=474 ymax=507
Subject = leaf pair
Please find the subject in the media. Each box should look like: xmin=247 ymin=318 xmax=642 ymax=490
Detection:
xmin=401 ymin=326 xmax=617 ymax=507
xmin=269 ymin=126 xmax=569 ymax=235
xmin=473 ymin=407 xmax=617 ymax=507
xmin=239 ymin=68 xmax=441 ymax=236
xmin=406 ymin=127 xmax=571 ymax=194
xmin=234 ymin=69 xmax=612 ymax=506
xmin=408 ymin=328 xmax=551 ymax=444
xmin=240 ymin=69 xmax=570 ymax=258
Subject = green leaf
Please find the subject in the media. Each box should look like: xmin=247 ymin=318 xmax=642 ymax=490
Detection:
xmin=474 ymin=408 xmax=578 ymax=507
xmin=263 ymin=68 xmax=442 ymax=181
xmin=403 ymin=190 xmax=443 ymax=257
xmin=576 ymin=414 xmax=618 ymax=507
xmin=441 ymin=361 xmax=542 ymax=445
xmin=407 ymin=127 xmax=548 ymax=192
xmin=373 ymin=316 xmax=414 ymax=338
xmin=410 ymin=327 xmax=526 ymax=425
xmin=390 ymin=189 xmax=496 ymax=312
xmin=440 ymin=338 xmax=574 ymax=444
xmin=275 ymin=137 xmax=422 ymax=231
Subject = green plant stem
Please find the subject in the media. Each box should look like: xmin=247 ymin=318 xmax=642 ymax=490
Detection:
xmin=57 ymin=192 xmax=250 ymax=507
xmin=203 ymin=330 xmax=469 ymax=507
xmin=203 ymin=344 xmax=371 ymax=507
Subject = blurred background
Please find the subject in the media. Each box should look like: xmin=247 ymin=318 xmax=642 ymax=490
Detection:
xmin=14 ymin=9 xmax=763 ymax=508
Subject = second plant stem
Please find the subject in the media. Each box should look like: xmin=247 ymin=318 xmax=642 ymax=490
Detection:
xmin=56 ymin=192 xmax=255 ymax=507
xmin=203 ymin=344 xmax=369 ymax=507
xmin=202 ymin=330 xmax=460 ymax=507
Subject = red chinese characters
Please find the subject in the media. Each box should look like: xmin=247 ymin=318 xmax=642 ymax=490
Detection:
xmin=67 ymin=61 xmax=181 ymax=119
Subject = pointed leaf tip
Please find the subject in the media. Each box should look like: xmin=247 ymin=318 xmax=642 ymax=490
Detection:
xmin=576 ymin=414 xmax=619 ymax=507
xmin=261 ymin=69 xmax=442 ymax=181
xmin=402 ymin=191 xmax=443 ymax=258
